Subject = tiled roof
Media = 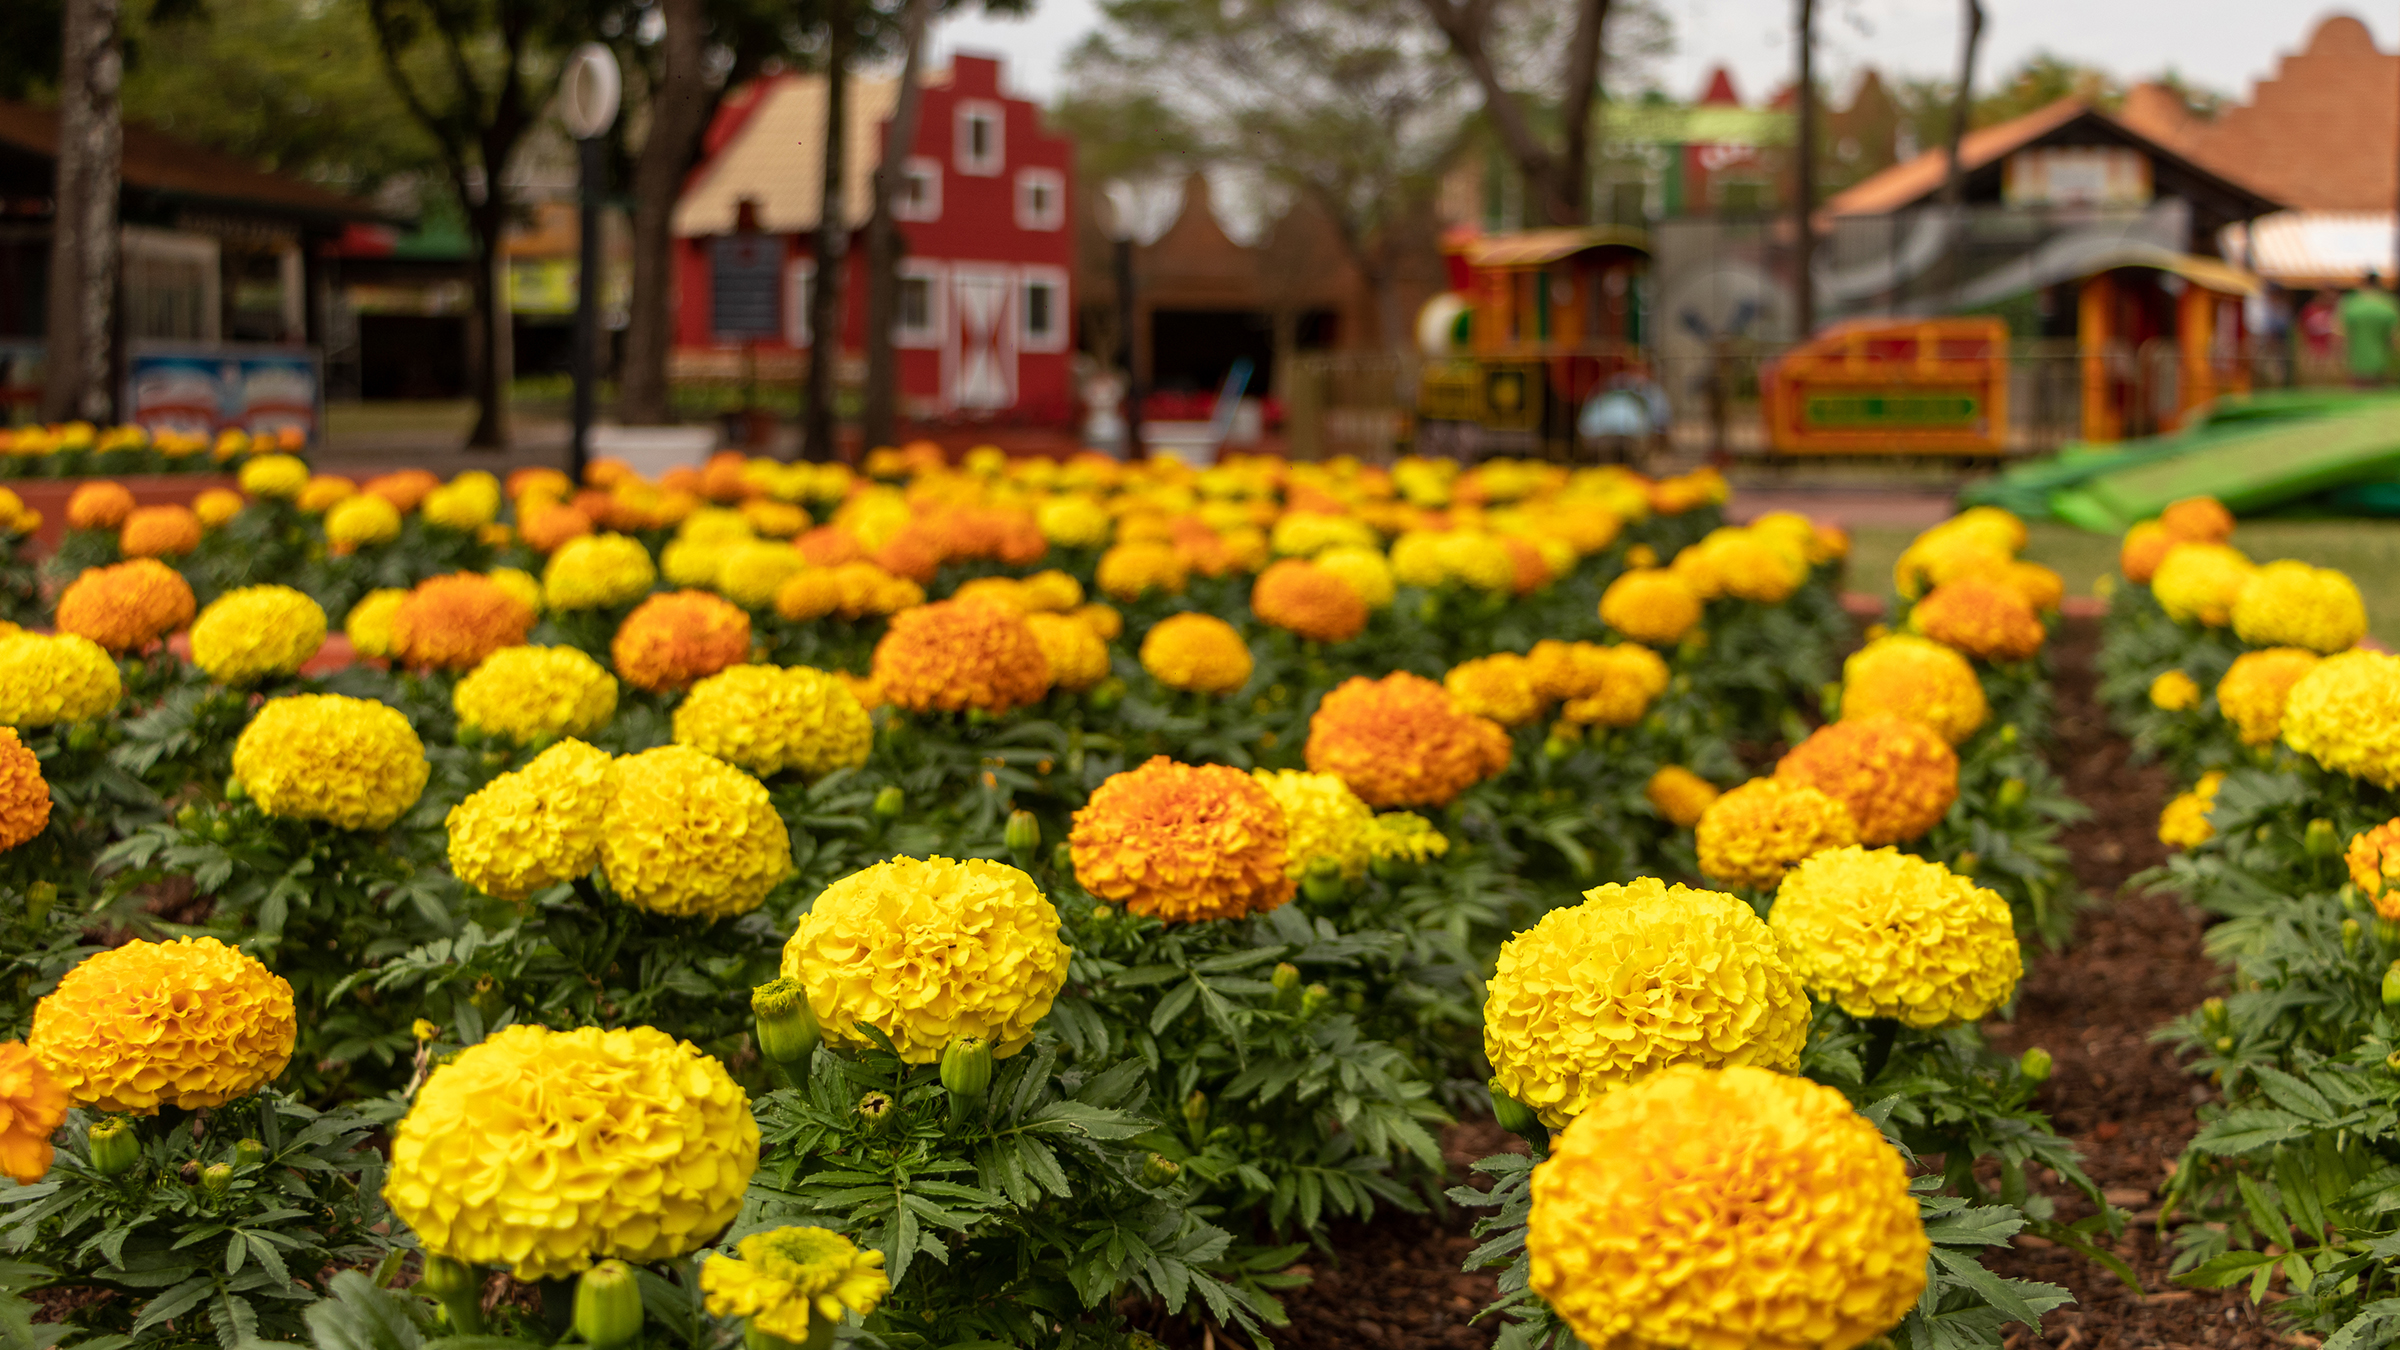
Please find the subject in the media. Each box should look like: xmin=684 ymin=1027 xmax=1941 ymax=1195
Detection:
xmin=1821 ymin=99 xmax=2089 ymax=217
xmin=2158 ymin=16 xmax=2397 ymax=212
xmin=0 ymin=99 xmax=381 ymax=223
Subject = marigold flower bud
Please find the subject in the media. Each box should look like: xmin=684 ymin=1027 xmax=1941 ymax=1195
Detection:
xmin=1299 ymin=984 xmax=1330 ymax=1018
xmin=1270 ymin=962 xmax=1302 ymax=1007
xmin=1141 ymin=1153 xmax=1182 ymax=1187
xmin=89 ymin=1118 xmax=138 ymax=1177
xmin=201 ymin=1162 xmax=233 ymax=1197
xmin=940 ymin=1037 xmax=993 ymax=1098
xmin=419 ymin=1254 xmax=478 ymax=1300
xmin=1489 ymin=1083 xmax=1545 ymax=1141
xmin=855 ymin=1090 xmax=896 ymax=1134
xmin=2384 ymin=962 xmax=2400 ymax=1010
xmin=1004 ymin=809 xmax=1042 ymax=857
xmin=2344 ymin=919 xmax=2364 ymax=957
xmin=872 ymin=786 xmax=905 ymax=821
xmin=235 ymin=1138 xmax=265 ymax=1167
xmin=752 ymin=978 xmax=821 ymax=1070
xmin=23 ymin=882 xmax=53 ymax=924
xmin=1182 ymin=1090 xmax=1209 ymax=1131
xmin=1997 ymin=778 xmax=2027 ymax=811
xmin=2018 ymin=1047 xmax=2052 ymax=1083
xmin=2308 ymin=819 xmax=2341 ymax=858
xmin=574 ymin=1260 xmax=645 ymax=1350
xmin=1301 ymin=854 xmax=1347 ymax=905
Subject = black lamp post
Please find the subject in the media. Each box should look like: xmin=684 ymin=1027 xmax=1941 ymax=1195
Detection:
xmin=561 ymin=43 xmax=623 ymax=485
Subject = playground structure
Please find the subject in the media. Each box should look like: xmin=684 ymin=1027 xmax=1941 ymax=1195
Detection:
xmin=1760 ymin=317 xmax=2011 ymax=456
xmin=2075 ymin=251 xmax=2256 ymax=443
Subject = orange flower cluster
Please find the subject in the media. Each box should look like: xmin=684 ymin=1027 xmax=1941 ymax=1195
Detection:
xmin=0 ymin=1042 xmax=65 ymax=1183
xmin=1912 ymin=577 xmax=2044 ymax=663
xmin=2121 ymin=495 xmax=2234 ymax=583
xmin=119 ymin=504 xmax=203 ymax=558
xmin=0 ymin=727 xmax=50 ymax=853
xmin=614 ymin=591 xmax=753 ymax=692
xmin=1775 ymin=715 xmax=1959 ymax=845
xmin=521 ymin=500 xmax=595 ymax=553
xmin=870 ymin=599 xmax=1052 ymax=714
xmin=54 ymin=559 xmax=196 ymax=653
xmin=873 ymin=506 xmax=1047 ymax=582
xmin=2348 ymin=819 xmax=2400 ymax=920
xmin=1251 ymin=558 xmax=1368 ymax=644
xmin=389 ymin=573 xmax=537 ymax=671
xmin=1306 ymin=672 xmax=1512 ymax=808
xmin=65 ymin=480 xmax=135 ymax=531
xmin=365 ymin=469 xmax=440 ymax=512
xmin=773 ymin=562 xmax=925 ymax=622
xmin=795 ymin=525 xmax=869 ymax=566
xmin=1069 ymin=757 xmax=1295 ymax=923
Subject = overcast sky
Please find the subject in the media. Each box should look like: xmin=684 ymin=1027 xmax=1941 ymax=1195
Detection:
xmin=928 ymin=0 xmax=2397 ymax=109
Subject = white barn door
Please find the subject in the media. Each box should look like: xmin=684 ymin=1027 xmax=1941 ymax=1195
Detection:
xmin=947 ymin=265 xmax=1017 ymax=410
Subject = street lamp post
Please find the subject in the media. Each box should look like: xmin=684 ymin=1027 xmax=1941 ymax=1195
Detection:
xmin=561 ymin=43 xmax=622 ymax=486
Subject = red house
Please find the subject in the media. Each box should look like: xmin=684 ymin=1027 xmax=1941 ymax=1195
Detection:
xmin=671 ymin=55 xmax=1075 ymax=424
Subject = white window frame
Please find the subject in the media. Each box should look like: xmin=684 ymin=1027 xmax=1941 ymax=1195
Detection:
xmin=1014 ymin=168 xmax=1065 ymax=231
xmin=784 ymin=258 xmax=815 ymax=348
xmin=895 ymin=157 xmax=943 ymax=222
xmin=956 ymin=100 xmax=1005 ymax=176
xmin=894 ymin=260 xmax=946 ymax=350
xmin=1017 ymin=264 xmax=1068 ymax=353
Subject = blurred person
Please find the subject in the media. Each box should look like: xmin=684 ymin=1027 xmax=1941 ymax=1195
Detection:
xmin=2339 ymin=271 xmax=2398 ymax=388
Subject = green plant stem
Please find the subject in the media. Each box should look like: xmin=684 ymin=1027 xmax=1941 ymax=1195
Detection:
xmin=1861 ymin=1017 xmax=1901 ymax=1085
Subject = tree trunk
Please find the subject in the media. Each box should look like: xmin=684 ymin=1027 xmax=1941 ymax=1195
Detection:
xmin=43 ymin=0 xmax=121 ymax=424
xmin=1413 ymin=0 xmax=1605 ymax=227
xmin=803 ymin=0 xmax=853 ymax=463
xmin=861 ymin=0 xmax=937 ymax=451
xmin=618 ymin=0 xmax=710 ymax=426
xmin=1791 ymin=0 xmax=1816 ymax=337
xmin=466 ymin=201 xmax=513 ymax=448
xmin=1940 ymin=0 xmax=1983 ymax=209
xmin=1547 ymin=0 xmax=1608 ymax=226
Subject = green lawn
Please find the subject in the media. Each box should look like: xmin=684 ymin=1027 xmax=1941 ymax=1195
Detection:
xmin=1846 ymin=519 xmax=2400 ymax=642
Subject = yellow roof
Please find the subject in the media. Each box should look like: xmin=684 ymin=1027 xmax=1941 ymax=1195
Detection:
xmin=1466 ymin=227 xmax=1649 ymax=268
xmin=2080 ymin=246 xmax=2262 ymax=296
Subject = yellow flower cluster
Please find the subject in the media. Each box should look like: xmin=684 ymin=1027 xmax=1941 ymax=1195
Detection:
xmin=2283 ymin=650 xmax=2400 ymax=788
xmin=453 ymin=645 xmax=618 ymax=744
xmin=2152 ymin=542 xmax=2255 ymax=627
xmin=1443 ymin=652 xmax=1541 ymax=727
xmin=2346 ymin=818 xmax=2400 ymax=920
xmin=1037 ymin=494 xmax=1113 ymax=548
xmin=1485 ymin=878 xmax=1807 ymax=1127
xmin=1542 ymin=641 xmax=1670 ymax=728
xmin=0 ymin=632 xmax=122 ymax=725
xmin=673 ymin=664 xmax=871 ymax=779
xmin=2158 ymin=771 xmax=2226 ymax=851
xmin=238 ymin=453 xmax=308 ymax=498
xmin=1526 ymin=1065 xmax=1927 ymax=1350
xmin=324 ymin=493 xmax=402 ymax=552
xmin=782 ymin=856 xmax=1071 ymax=1060
xmin=702 ymin=1227 xmax=890 ymax=1343
xmin=1770 ymin=846 xmax=2021 ymax=1026
xmin=189 ymin=585 xmax=327 ymax=684
xmin=1306 ymin=672 xmax=1512 ymax=808
xmin=1644 ymin=765 xmax=1719 ymax=828
xmin=1775 ymin=715 xmax=1959 ymax=845
xmin=601 ymin=745 xmax=792 ymax=919
xmin=1694 ymin=778 xmax=1859 ymax=890
xmin=1252 ymin=769 xmax=1376 ymax=880
xmin=2149 ymin=669 xmax=2201 ymax=712
xmin=1139 ymin=611 xmax=1255 ymax=695
xmin=446 ymin=740 xmax=615 ymax=900
xmin=1840 ymin=634 xmax=1987 ymax=745
xmin=1315 ymin=545 xmax=1396 ymax=609
xmin=1894 ymin=506 xmax=2025 ymax=599
xmin=384 ymin=1023 xmax=758 ymax=1280
xmin=1096 ymin=540 xmax=1189 ymax=600
xmin=1071 ymin=757 xmax=1297 ymax=922
xmin=344 ymin=589 xmax=407 ymax=658
xmin=2217 ymin=648 xmax=2321 ymax=747
xmin=2231 ymin=559 xmax=2366 ymax=654
xmin=774 ymin=560 xmax=926 ymax=621
xmin=544 ymin=532 xmax=659 ymax=610
xmin=0 ymin=728 xmax=49 ymax=852
xmin=233 ymin=694 xmax=430 ymax=830
xmin=1598 ymin=568 xmax=1703 ymax=646
xmin=1672 ymin=525 xmax=1807 ymax=604
xmin=716 ymin=539 xmax=807 ymax=609
xmin=32 ymin=937 xmax=296 ymax=1113
xmin=1025 ymin=611 xmax=1111 ymax=691
xmin=55 ymin=559 xmax=195 ymax=652
xmin=872 ymin=599 xmax=1054 ymax=713
xmin=1364 ymin=810 xmax=1449 ymax=864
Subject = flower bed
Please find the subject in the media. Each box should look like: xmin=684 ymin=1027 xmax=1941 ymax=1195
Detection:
xmin=0 ymin=445 xmax=2101 ymax=1349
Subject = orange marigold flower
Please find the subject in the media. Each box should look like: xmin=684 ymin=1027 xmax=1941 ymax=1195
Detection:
xmin=0 ymin=727 xmax=50 ymax=852
xmin=613 ymin=591 xmax=753 ymax=693
xmin=795 ymin=525 xmax=869 ymax=567
xmin=1841 ymin=635 xmax=1988 ymax=746
xmin=2348 ymin=819 xmax=2400 ymax=920
xmin=54 ymin=559 xmax=196 ymax=653
xmin=390 ymin=573 xmax=537 ymax=672
xmin=1559 ymin=645 xmax=1671 ymax=728
xmin=1600 ymin=569 xmax=1702 ymax=646
xmin=2119 ymin=521 xmax=2172 ymax=584
xmin=1775 ymin=715 xmax=1959 ymax=845
xmin=1912 ymin=577 xmax=2045 ymax=663
xmin=365 ymin=469 xmax=441 ymax=513
xmin=2218 ymin=647 xmax=2322 ymax=747
xmin=520 ymin=501 xmax=594 ymax=553
xmin=0 ymin=1042 xmax=66 ymax=1183
xmin=119 ymin=504 xmax=203 ymax=558
xmin=1645 ymin=765 xmax=1719 ymax=828
xmin=297 ymin=475 xmax=357 ymax=514
xmin=1096 ymin=540 xmax=1190 ymax=602
xmin=2161 ymin=495 xmax=2235 ymax=543
xmin=1306 ymin=671 xmax=1511 ymax=808
xmin=1252 ymin=559 xmax=1368 ymax=644
xmin=509 ymin=467 xmax=573 ymax=501
xmin=66 ymin=480 xmax=135 ymax=531
xmin=1075 ymin=603 xmax=1124 ymax=642
xmin=1138 ymin=612 xmax=1254 ymax=695
xmin=1069 ymin=757 xmax=1295 ymax=923
xmin=871 ymin=599 xmax=1052 ymax=714
xmin=1995 ymin=560 xmax=2064 ymax=613
xmin=1445 ymin=653 xmax=1542 ymax=727
xmin=1500 ymin=536 xmax=1551 ymax=595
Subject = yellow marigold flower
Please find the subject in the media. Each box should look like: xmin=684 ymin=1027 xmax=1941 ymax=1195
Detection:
xmin=1686 ymin=528 xmax=1805 ymax=604
xmin=1270 ymin=510 xmax=1377 ymax=557
xmin=600 ymin=745 xmax=790 ymax=919
xmin=119 ymin=504 xmax=202 ymax=558
xmin=1315 ymin=545 xmax=1395 ymax=609
xmin=614 ymin=591 xmax=753 ymax=693
xmin=953 ymin=576 xmax=1034 ymax=614
xmin=1645 ymin=765 xmax=1718 ymax=828
xmin=1252 ymin=559 xmax=1368 ymax=643
xmin=1037 ymin=494 xmax=1113 ymax=548
xmin=702 ymin=1227 xmax=889 ymax=1344
xmin=31 ymin=937 xmax=296 ymax=1114
xmin=1771 ymin=846 xmax=2021 ymax=1026
xmin=0 ymin=1042 xmax=66 ymax=1183
xmin=1445 ymin=653 xmax=1542 ymax=727
xmin=783 ymin=856 xmax=1070 ymax=1060
xmin=1488 ymin=878 xmax=1807 ymax=1127
xmin=544 ymin=532 xmax=658 ymax=610
xmin=422 ymin=476 xmax=501 ymax=531
xmin=340 ymin=589 xmax=404 ymax=660
xmin=1306 ymin=671 xmax=1511 ymax=808
xmin=1840 ymin=634 xmax=1987 ymax=746
xmin=389 ymin=573 xmax=535 ymax=672
xmin=193 ymin=488 xmax=244 ymax=529
xmin=2284 ymin=650 xmax=2400 ymax=788
xmin=1559 ymin=645 xmax=1671 ymax=728
xmin=1364 ymin=810 xmax=1449 ymax=863
xmin=1022 ymin=569 xmax=1084 ymax=613
xmin=2346 ymin=818 xmax=2400 ymax=920
xmin=2218 ymin=648 xmax=2322 ymax=747
xmin=774 ymin=569 xmax=842 ymax=622
xmin=2149 ymin=669 xmax=2202 ymax=712
xmin=1072 ymin=758 xmax=1294 ymax=922
xmin=1893 ymin=532 xmax=2009 ymax=602
xmin=65 ymin=480 xmax=135 ymax=530
xmin=324 ymin=493 xmax=402 ymax=553
xmin=238 ymin=453 xmax=308 ymax=500
xmin=1694 ymin=778 xmax=1859 ymax=890
xmin=0 ymin=632 xmax=122 ymax=725
xmin=445 ymin=739 xmax=615 ymax=901
xmin=1998 ymin=559 xmax=2065 ymax=613
xmin=872 ymin=599 xmax=1053 ymax=714
xmin=1252 ymin=768 xmax=1375 ymax=880
xmin=1599 ymin=568 xmax=1703 ymax=646
xmin=189 ymin=585 xmax=326 ymax=684
xmin=1026 ymin=612 xmax=1110 ymax=692
xmin=2231 ymin=559 xmax=2367 ymax=654
xmin=55 ymin=559 xmax=195 ymax=653
xmin=674 ymin=664 xmax=870 ymax=779
xmin=297 ymin=475 xmax=356 ymax=514
xmin=455 ymin=645 xmax=617 ymax=744
xmin=1912 ymin=577 xmax=2044 ymax=663
xmin=1139 ymin=611 xmax=1254 ymax=695
xmin=0 ymin=728 xmax=50 ymax=852
xmin=1435 ymin=530 xmax=1516 ymax=592
xmin=717 ymin=539 xmax=807 ymax=610
xmin=1074 ymin=602 xmax=1124 ymax=642
xmin=2161 ymin=495 xmax=2235 ymax=543
xmin=1528 ymin=1064 xmax=1927 ymax=1350
xmin=1775 ymin=715 xmax=1959 ymax=846
xmin=233 ymin=694 xmax=429 ymax=830
xmin=1096 ymin=540 xmax=1189 ymax=601
xmin=1386 ymin=529 xmax=1446 ymax=588
xmin=2119 ymin=520 xmax=2173 ymax=584
xmin=2152 ymin=542 xmax=2255 ymax=627
xmin=2157 ymin=771 xmax=2227 ymax=851
xmin=385 ymin=1023 xmax=757 ymax=1280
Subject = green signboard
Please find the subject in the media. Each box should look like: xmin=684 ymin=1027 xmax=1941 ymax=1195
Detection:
xmin=1804 ymin=392 xmax=1982 ymax=429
